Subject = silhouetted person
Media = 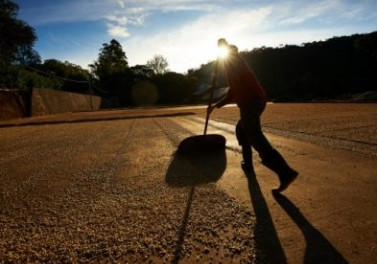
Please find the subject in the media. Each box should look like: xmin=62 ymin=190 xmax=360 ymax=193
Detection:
xmin=208 ymin=38 xmax=298 ymax=192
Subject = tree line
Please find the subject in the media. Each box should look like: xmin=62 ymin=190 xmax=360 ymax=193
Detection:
xmin=189 ymin=32 xmax=377 ymax=102
xmin=1 ymin=0 xmax=377 ymax=107
xmin=88 ymin=39 xmax=198 ymax=107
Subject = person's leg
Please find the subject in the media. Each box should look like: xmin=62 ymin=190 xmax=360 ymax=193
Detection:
xmin=240 ymin=100 xmax=298 ymax=192
xmin=260 ymin=148 xmax=298 ymax=192
xmin=239 ymin=100 xmax=273 ymax=157
xmin=235 ymin=120 xmax=253 ymax=172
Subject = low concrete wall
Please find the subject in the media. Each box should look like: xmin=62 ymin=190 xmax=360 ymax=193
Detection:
xmin=0 ymin=90 xmax=26 ymax=121
xmin=31 ymin=89 xmax=101 ymax=116
xmin=0 ymin=88 xmax=101 ymax=121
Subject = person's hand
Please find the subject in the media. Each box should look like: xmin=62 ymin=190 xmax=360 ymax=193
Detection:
xmin=207 ymin=104 xmax=215 ymax=115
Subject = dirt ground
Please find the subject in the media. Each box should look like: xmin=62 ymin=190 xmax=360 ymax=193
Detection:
xmin=0 ymin=103 xmax=376 ymax=263
xmin=210 ymin=103 xmax=377 ymax=145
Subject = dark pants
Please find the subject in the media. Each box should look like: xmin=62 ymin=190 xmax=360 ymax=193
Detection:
xmin=236 ymin=99 xmax=297 ymax=184
xmin=236 ymin=99 xmax=273 ymax=160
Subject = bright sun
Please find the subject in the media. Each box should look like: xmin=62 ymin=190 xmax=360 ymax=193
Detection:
xmin=217 ymin=45 xmax=229 ymax=59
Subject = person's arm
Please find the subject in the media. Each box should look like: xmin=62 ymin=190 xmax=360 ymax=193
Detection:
xmin=207 ymin=91 xmax=233 ymax=115
xmin=215 ymin=91 xmax=233 ymax=108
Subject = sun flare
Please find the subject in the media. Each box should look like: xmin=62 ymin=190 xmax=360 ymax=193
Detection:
xmin=217 ymin=45 xmax=229 ymax=59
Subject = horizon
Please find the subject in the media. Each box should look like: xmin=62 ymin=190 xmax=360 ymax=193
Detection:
xmin=14 ymin=0 xmax=377 ymax=73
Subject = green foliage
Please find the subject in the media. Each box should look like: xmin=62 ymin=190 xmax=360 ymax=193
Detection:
xmin=0 ymin=0 xmax=50 ymax=91
xmin=88 ymin=39 xmax=131 ymax=105
xmin=0 ymin=0 xmax=37 ymax=67
xmin=151 ymin=72 xmax=198 ymax=105
xmin=39 ymin=59 xmax=91 ymax=93
xmin=89 ymin=39 xmax=128 ymax=81
xmin=0 ymin=65 xmax=62 ymax=90
xmin=130 ymin=64 xmax=154 ymax=79
xmin=0 ymin=59 xmax=91 ymax=92
xmin=14 ymin=45 xmax=41 ymax=65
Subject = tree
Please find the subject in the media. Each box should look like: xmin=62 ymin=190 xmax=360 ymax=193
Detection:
xmin=152 ymin=72 xmax=197 ymax=104
xmin=355 ymin=32 xmax=377 ymax=60
xmin=147 ymin=55 xmax=169 ymax=75
xmin=41 ymin=59 xmax=91 ymax=92
xmin=89 ymin=39 xmax=128 ymax=81
xmin=130 ymin=64 xmax=154 ymax=79
xmin=0 ymin=0 xmax=37 ymax=67
xmin=89 ymin=39 xmax=132 ymax=106
xmin=14 ymin=45 xmax=41 ymax=65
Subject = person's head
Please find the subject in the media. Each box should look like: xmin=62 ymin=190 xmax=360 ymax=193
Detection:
xmin=222 ymin=43 xmax=240 ymax=70
xmin=217 ymin=38 xmax=228 ymax=47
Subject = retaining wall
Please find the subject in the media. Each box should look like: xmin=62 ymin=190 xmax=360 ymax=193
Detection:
xmin=0 ymin=89 xmax=101 ymax=121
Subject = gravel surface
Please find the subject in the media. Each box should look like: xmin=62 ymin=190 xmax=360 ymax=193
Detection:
xmin=1 ymin=103 xmax=376 ymax=263
xmin=0 ymin=118 xmax=257 ymax=263
xmin=205 ymin=103 xmax=377 ymax=158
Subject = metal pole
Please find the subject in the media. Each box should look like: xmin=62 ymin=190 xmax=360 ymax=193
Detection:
xmin=89 ymin=80 xmax=93 ymax=111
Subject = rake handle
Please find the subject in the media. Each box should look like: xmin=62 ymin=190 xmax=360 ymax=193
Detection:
xmin=203 ymin=60 xmax=219 ymax=135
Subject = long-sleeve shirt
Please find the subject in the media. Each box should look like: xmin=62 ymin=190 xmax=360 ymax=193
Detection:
xmin=224 ymin=55 xmax=266 ymax=106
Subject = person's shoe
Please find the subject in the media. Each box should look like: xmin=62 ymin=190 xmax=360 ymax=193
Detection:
xmin=261 ymin=148 xmax=298 ymax=192
xmin=241 ymin=161 xmax=253 ymax=172
xmin=274 ymin=169 xmax=298 ymax=192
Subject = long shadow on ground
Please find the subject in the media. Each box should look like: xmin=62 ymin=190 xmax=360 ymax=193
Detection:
xmin=272 ymin=192 xmax=349 ymax=264
xmin=244 ymin=170 xmax=287 ymax=263
xmin=165 ymin=149 xmax=226 ymax=187
xmin=165 ymin=149 xmax=226 ymax=263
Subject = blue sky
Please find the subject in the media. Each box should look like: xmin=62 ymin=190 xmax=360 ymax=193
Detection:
xmin=14 ymin=0 xmax=377 ymax=73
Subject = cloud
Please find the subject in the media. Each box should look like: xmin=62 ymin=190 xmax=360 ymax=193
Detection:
xmin=20 ymin=0 xmax=220 ymax=25
xmin=107 ymin=23 xmax=130 ymax=38
xmin=20 ymin=0 xmax=376 ymax=27
xmin=277 ymin=0 xmax=342 ymax=25
xmin=118 ymin=1 xmax=125 ymax=9
xmin=115 ymin=0 xmax=344 ymax=44
xmin=105 ymin=14 xmax=145 ymax=26
xmin=106 ymin=15 xmax=129 ymax=25
xmin=103 ymin=3 xmax=146 ymax=39
xmin=101 ymin=0 xmax=219 ymax=39
xmin=119 ymin=0 xmax=220 ymax=13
